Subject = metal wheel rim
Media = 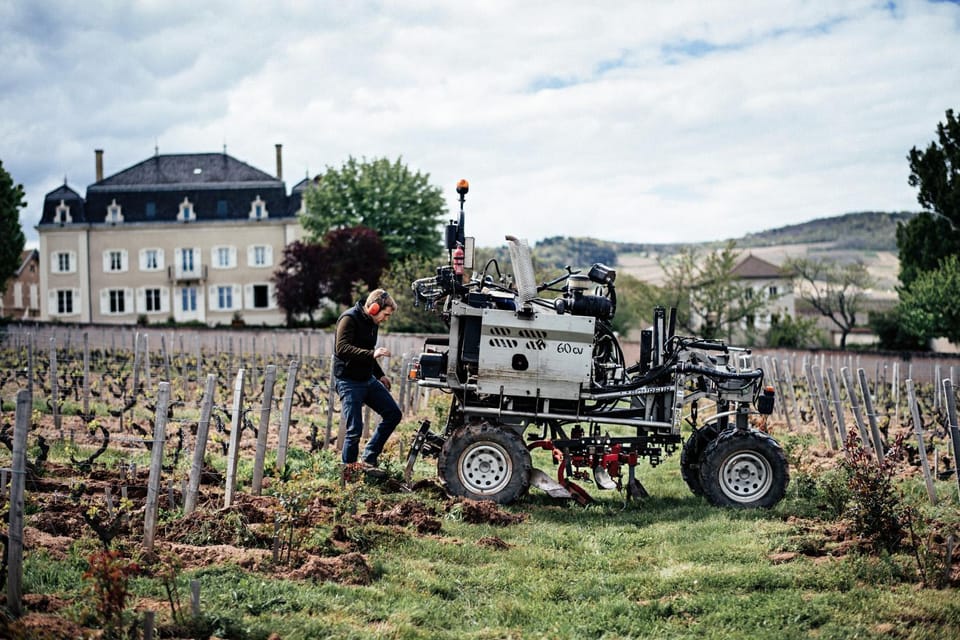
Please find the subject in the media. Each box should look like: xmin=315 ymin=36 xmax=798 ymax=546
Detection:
xmin=458 ymin=443 xmax=513 ymax=495
xmin=717 ymin=451 xmax=773 ymax=503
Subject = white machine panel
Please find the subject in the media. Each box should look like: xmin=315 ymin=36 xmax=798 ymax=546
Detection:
xmin=476 ymin=308 xmax=594 ymax=400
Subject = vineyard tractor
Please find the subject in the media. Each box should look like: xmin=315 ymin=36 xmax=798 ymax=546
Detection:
xmin=404 ymin=179 xmax=789 ymax=508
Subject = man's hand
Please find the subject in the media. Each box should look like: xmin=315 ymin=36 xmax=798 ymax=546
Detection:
xmin=379 ymin=375 xmax=392 ymax=391
xmin=374 ymin=346 xmax=391 ymax=359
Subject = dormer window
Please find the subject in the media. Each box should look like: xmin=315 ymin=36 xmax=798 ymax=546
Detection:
xmin=249 ymin=195 xmax=268 ymax=220
xmin=106 ymin=199 xmax=124 ymax=224
xmin=54 ymin=200 xmax=72 ymax=225
xmin=177 ymin=197 xmax=196 ymax=222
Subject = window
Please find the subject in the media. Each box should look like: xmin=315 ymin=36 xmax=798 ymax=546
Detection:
xmin=252 ymin=284 xmax=269 ymax=308
xmin=744 ymin=288 xmax=753 ymax=300
xmin=245 ymin=283 xmax=275 ymax=310
xmin=109 ymin=289 xmax=126 ymax=314
xmin=211 ymin=245 xmax=237 ymax=269
xmin=102 ymin=249 xmax=128 ymax=273
xmin=106 ymin=199 xmax=123 ymax=224
xmin=217 ymin=200 xmax=228 ymax=218
xmin=217 ymin=286 xmax=233 ymax=310
xmin=177 ymin=197 xmax=196 ymax=222
xmin=144 ymin=288 xmax=161 ymax=312
xmin=13 ymin=283 xmax=23 ymax=308
xmin=768 ymin=285 xmax=779 ymax=297
xmin=140 ymin=248 xmax=163 ymax=271
xmin=181 ymin=248 xmax=195 ymax=272
xmin=56 ymin=290 xmax=74 ymax=314
xmin=248 ymin=195 xmax=268 ymax=220
xmin=181 ymin=287 xmax=197 ymax=312
xmin=54 ymin=200 xmax=72 ymax=224
xmin=145 ymin=201 xmax=156 ymax=219
xmin=52 ymin=251 xmax=76 ymax=274
xmin=248 ymin=244 xmax=272 ymax=267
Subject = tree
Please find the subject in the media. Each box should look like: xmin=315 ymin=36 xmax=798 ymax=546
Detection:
xmin=898 ymin=254 xmax=960 ymax=345
xmin=301 ymin=156 xmax=446 ymax=264
xmin=660 ymin=241 xmax=769 ymax=341
xmin=0 ymin=159 xmax=27 ymax=294
xmin=272 ymin=241 xmax=329 ymax=325
xmin=378 ymin=254 xmax=448 ymax=334
xmin=320 ymin=226 xmax=388 ymax=307
xmin=898 ymin=108 xmax=960 ymax=288
xmin=785 ymin=257 xmax=873 ymax=349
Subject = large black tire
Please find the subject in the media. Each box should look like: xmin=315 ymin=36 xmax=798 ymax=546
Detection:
xmin=680 ymin=424 xmax=722 ymax=496
xmin=438 ymin=422 xmax=532 ymax=504
xmin=699 ymin=429 xmax=789 ymax=508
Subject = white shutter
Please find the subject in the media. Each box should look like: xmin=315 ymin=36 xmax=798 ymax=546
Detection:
xmin=229 ymin=246 xmax=237 ymax=268
xmin=50 ymin=253 xmax=58 ymax=273
xmin=268 ymin=283 xmax=276 ymax=309
xmin=210 ymin=247 xmax=218 ymax=265
xmin=194 ymin=247 xmax=201 ymax=269
xmin=47 ymin=290 xmax=57 ymax=315
xmin=124 ymin=288 xmax=134 ymax=313
xmin=174 ymin=248 xmax=183 ymax=272
xmin=232 ymin=284 xmax=242 ymax=310
xmin=139 ymin=249 xmax=148 ymax=271
xmin=29 ymin=284 xmax=38 ymax=309
xmin=72 ymin=289 xmax=81 ymax=313
xmin=155 ymin=248 xmax=165 ymax=270
xmin=99 ymin=290 xmax=110 ymax=315
xmin=136 ymin=288 xmax=146 ymax=313
xmin=244 ymin=284 xmax=254 ymax=309
xmin=160 ymin=287 xmax=170 ymax=313
xmin=121 ymin=249 xmax=129 ymax=272
xmin=264 ymin=245 xmax=273 ymax=266
xmin=208 ymin=285 xmax=218 ymax=310
xmin=102 ymin=250 xmax=111 ymax=273
xmin=246 ymin=246 xmax=255 ymax=266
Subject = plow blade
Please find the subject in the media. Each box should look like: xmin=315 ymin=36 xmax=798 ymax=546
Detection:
xmin=530 ymin=468 xmax=573 ymax=499
xmin=593 ymin=466 xmax=617 ymax=490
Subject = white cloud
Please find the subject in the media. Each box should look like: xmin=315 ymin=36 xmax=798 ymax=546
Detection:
xmin=2 ymin=0 xmax=958 ymax=250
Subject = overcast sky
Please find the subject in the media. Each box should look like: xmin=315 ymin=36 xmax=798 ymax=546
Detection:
xmin=2 ymin=0 xmax=958 ymax=249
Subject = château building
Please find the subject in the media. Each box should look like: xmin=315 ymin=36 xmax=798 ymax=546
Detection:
xmin=37 ymin=145 xmax=306 ymax=326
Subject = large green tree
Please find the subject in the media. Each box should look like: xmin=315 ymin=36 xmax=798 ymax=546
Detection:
xmin=898 ymin=254 xmax=960 ymax=344
xmin=301 ymin=156 xmax=446 ymax=264
xmin=0 ymin=159 xmax=27 ymax=294
xmin=660 ymin=241 xmax=770 ymax=342
xmin=785 ymin=257 xmax=873 ymax=350
xmin=897 ymin=108 xmax=960 ymax=288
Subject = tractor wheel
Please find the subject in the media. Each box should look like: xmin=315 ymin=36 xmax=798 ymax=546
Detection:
xmin=699 ymin=429 xmax=789 ymax=508
xmin=438 ymin=422 xmax=531 ymax=504
xmin=680 ymin=424 xmax=722 ymax=496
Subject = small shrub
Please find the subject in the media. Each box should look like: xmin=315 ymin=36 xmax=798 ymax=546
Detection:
xmin=840 ymin=433 xmax=909 ymax=554
xmin=82 ymin=549 xmax=140 ymax=638
xmin=816 ymin=467 xmax=852 ymax=519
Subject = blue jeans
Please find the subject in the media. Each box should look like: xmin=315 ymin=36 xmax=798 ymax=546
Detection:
xmin=335 ymin=376 xmax=402 ymax=464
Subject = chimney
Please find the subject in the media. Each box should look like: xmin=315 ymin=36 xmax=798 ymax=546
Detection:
xmin=275 ymin=143 xmax=283 ymax=180
xmin=95 ymin=149 xmax=104 ymax=182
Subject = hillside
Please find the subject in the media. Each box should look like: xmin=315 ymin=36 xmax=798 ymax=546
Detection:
xmin=527 ymin=211 xmax=916 ymax=289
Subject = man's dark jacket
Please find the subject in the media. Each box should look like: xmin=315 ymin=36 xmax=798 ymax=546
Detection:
xmin=334 ymin=302 xmax=386 ymax=381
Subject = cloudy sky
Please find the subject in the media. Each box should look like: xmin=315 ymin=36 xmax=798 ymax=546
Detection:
xmin=2 ymin=0 xmax=958 ymax=249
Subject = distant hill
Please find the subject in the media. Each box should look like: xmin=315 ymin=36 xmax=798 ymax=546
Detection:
xmin=525 ymin=211 xmax=917 ymax=270
xmin=734 ymin=211 xmax=915 ymax=251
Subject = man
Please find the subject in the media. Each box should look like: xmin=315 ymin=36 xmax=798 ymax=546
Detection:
xmin=333 ymin=288 xmax=402 ymax=466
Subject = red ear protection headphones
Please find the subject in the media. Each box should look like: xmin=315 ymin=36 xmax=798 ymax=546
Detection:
xmin=368 ymin=291 xmax=389 ymax=316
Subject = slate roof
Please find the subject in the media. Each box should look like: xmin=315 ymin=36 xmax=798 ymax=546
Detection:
xmin=39 ymin=152 xmax=298 ymax=226
xmin=40 ymin=183 xmax=86 ymax=224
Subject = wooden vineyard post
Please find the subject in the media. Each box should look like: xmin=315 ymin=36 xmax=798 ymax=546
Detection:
xmin=841 ymin=367 xmax=872 ymax=454
xmin=811 ymin=365 xmax=838 ymax=449
xmin=782 ymin=360 xmax=801 ymax=427
xmin=770 ymin=358 xmax=792 ymax=430
xmin=252 ymin=365 xmax=277 ymax=496
xmin=906 ymin=379 xmax=937 ymax=506
xmin=942 ymin=379 xmax=960 ymax=499
xmin=83 ymin=331 xmax=91 ymax=418
xmin=6 ymin=389 xmax=32 ymax=617
xmin=50 ymin=337 xmax=61 ymax=434
xmin=144 ymin=382 xmax=171 ymax=553
xmin=858 ymin=368 xmax=885 ymax=462
xmin=826 ymin=367 xmax=848 ymax=446
xmin=223 ymin=368 xmax=246 ymax=508
xmin=276 ymin=360 xmax=299 ymax=472
xmin=326 ymin=357 xmax=337 ymax=448
xmin=185 ymin=375 xmax=216 ymax=516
